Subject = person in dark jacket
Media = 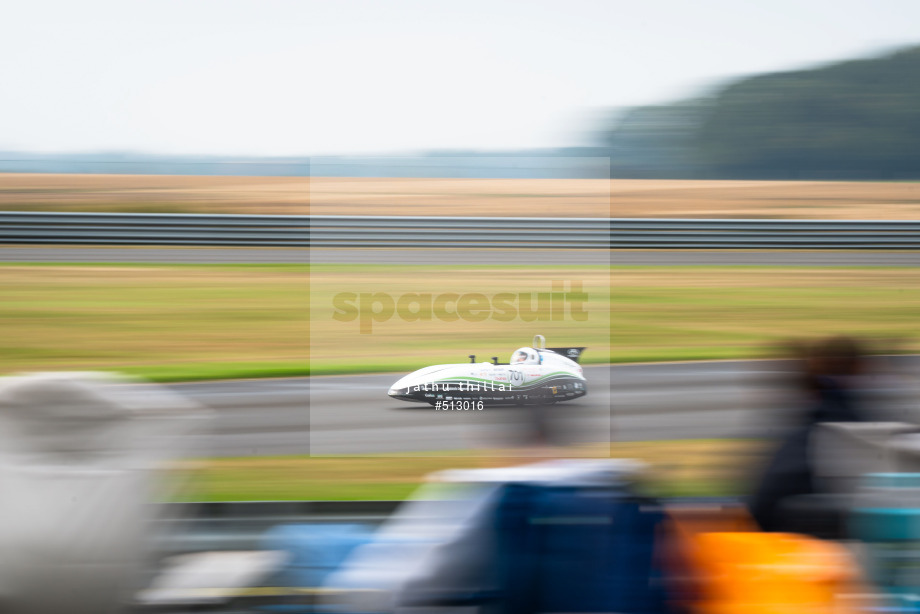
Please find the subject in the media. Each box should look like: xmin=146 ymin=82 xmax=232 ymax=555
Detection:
xmin=748 ymin=336 xmax=867 ymax=534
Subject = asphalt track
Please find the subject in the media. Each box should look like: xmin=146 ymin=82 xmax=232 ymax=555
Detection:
xmin=169 ymin=358 xmax=920 ymax=456
xmin=4 ymin=246 xmax=920 ymax=265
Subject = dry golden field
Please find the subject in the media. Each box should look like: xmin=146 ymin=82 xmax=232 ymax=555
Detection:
xmin=1 ymin=173 xmax=920 ymax=218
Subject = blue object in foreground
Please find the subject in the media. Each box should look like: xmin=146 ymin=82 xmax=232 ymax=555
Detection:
xmin=851 ymin=473 xmax=920 ymax=612
xmin=261 ymin=523 xmax=374 ymax=591
xmin=493 ymin=483 xmax=668 ymax=614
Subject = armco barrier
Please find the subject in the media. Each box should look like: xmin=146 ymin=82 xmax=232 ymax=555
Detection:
xmin=155 ymin=498 xmax=743 ymax=556
xmin=2 ymin=212 xmax=920 ymax=249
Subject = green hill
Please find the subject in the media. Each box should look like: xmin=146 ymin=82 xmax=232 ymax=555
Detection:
xmin=605 ymin=46 xmax=920 ymax=179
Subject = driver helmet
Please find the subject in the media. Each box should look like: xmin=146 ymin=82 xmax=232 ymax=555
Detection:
xmin=511 ymin=348 xmax=540 ymax=365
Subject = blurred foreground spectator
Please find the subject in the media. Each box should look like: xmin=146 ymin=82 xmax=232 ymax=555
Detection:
xmin=323 ymin=458 xmax=668 ymax=614
xmin=749 ymin=337 xmax=890 ymax=535
xmin=0 ymin=372 xmax=210 ymax=614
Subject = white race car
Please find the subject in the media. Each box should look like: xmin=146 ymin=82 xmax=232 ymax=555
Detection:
xmin=388 ymin=335 xmax=586 ymax=406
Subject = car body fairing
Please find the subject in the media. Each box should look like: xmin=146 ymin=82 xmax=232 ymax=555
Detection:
xmin=388 ymin=336 xmax=587 ymax=406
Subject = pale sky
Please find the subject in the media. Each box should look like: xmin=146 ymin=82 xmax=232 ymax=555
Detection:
xmin=3 ymin=0 xmax=920 ymax=156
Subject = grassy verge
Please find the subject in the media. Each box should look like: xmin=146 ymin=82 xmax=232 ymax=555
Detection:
xmin=0 ymin=263 xmax=308 ymax=379
xmin=1 ymin=263 xmax=918 ymax=380
xmin=173 ymin=439 xmax=764 ymax=502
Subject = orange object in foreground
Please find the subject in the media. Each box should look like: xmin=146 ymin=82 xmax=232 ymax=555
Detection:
xmin=665 ymin=507 xmax=870 ymax=614
xmin=693 ymin=532 xmax=861 ymax=613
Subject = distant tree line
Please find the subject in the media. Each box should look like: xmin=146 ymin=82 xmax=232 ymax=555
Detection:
xmin=602 ymin=46 xmax=920 ymax=180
